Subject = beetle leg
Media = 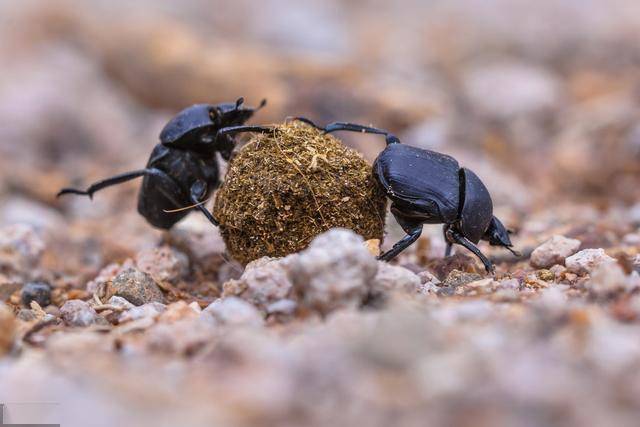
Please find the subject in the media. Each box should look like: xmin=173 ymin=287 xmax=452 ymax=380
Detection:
xmin=443 ymin=225 xmax=454 ymax=256
xmin=189 ymin=180 xmax=219 ymax=226
xmin=57 ymin=169 xmax=150 ymax=199
xmin=378 ymin=214 xmax=423 ymax=262
xmin=291 ymin=118 xmax=400 ymax=145
xmin=216 ymin=125 xmax=276 ymax=140
xmin=447 ymin=229 xmax=494 ymax=274
xmin=378 ymin=226 xmax=423 ymax=262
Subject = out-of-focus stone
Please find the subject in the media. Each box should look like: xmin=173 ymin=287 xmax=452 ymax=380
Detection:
xmin=530 ymin=235 xmax=581 ymax=268
xmin=587 ymin=262 xmax=627 ymax=296
xmin=373 ymin=263 xmax=421 ymax=293
xmin=203 ymin=297 xmax=264 ymax=327
xmin=417 ymin=270 xmax=441 ymax=294
xmin=158 ymin=301 xmax=200 ymax=323
xmin=565 ymin=249 xmax=616 ymax=275
xmin=60 ymin=300 xmax=103 ymax=327
xmin=0 ymin=279 xmax=21 ymax=302
xmin=119 ymin=302 xmax=166 ymax=324
xmin=0 ymin=224 xmax=45 ymax=274
xmin=20 ymin=281 xmax=51 ymax=307
xmin=107 ymin=296 xmax=135 ymax=311
xmin=105 ymin=268 xmax=164 ymax=306
xmin=288 ymin=229 xmax=377 ymax=313
xmin=86 ymin=260 xmax=134 ymax=294
xmin=223 ymin=257 xmax=293 ymax=307
xmin=135 ymin=245 xmax=189 ymax=283
xmin=0 ymin=303 xmax=16 ymax=356
xmin=266 ymin=299 xmax=298 ymax=315
xmin=364 ymin=239 xmax=381 ymax=257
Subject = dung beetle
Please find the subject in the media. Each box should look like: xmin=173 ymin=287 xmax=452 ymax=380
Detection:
xmin=292 ymin=118 xmax=518 ymax=273
xmin=58 ymin=98 xmax=267 ymax=229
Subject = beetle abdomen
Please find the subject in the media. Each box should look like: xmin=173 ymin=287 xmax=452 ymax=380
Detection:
xmin=458 ymin=168 xmax=493 ymax=243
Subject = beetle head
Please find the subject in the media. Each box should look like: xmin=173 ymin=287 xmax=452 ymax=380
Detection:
xmin=482 ymin=216 xmax=519 ymax=255
xmin=209 ymin=97 xmax=267 ymax=128
xmin=159 ymin=99 xmax=266 ymax=152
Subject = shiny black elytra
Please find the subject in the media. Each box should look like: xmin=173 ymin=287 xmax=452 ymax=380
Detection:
xmin=58 ymin=98 xmax=268 ymax=229
xmin=293 ymin=118 xmax=518 ymax=273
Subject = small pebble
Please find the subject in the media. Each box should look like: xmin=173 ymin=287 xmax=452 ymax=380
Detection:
xmin=119 ymin=302 xmax=166 ymax=323
xmin=565 ymin=249 xmax=616 ymax=275
xmin=288 ymin=229 xmax=377 ymax=313
xmin=135 ymin=245 xmax=189 ymax=283
xmin=106 ymin=268 xmax=164 ymax=306
xmin=204 ymin=297 xmax=264 ymax=327
xmin=373 ymin=263 xmax=421 ymax=293
xmin=530 ymin=235 xmax=581 ymax=268
xmin=0 ymin=303 xmax=16 ymax=355
xmin=223 ymin=257 xmax=293 ymax=307
xmin=60 ymin=300 xmax=103 ymax=327
xmin=21 ymin=281 xmax=52 ymax=307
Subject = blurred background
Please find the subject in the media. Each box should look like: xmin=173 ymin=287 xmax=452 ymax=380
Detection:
xmin=2 ymin=1 xmax=640 ymax=426
xmin=1 ymin=0 xmax=640 ymax=255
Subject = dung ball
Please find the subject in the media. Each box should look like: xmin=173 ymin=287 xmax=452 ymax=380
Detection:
xmin=213 ymin=122 xmax=387 ymax=264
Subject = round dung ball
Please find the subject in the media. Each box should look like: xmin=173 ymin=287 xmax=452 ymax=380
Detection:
xmin=213 ymin=122 xmax=387 ymax=264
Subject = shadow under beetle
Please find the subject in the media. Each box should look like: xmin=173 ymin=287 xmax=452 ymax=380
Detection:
xmin=292 ymin=117 xmax=518 ymax=273
xmin=58 ymin=98 xmax=268 ymax=229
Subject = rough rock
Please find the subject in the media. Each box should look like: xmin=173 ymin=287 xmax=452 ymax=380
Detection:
xmin=86 ymin=261 xmax=134 ymax=294
xmin=565 ymin=249 xmax=616 ymax=275
xmin=0 ymin=303 xmax=16 ymax=356
xmin=60 ymin=300 xmax=103 ymax=327
xmin=204 ymin=297 xmax=264 ymax=327
xmin=530 ymin=235 xmax=581 ymax=268
xmin=288 ymin=229 xmax=377 ymax=313
xmin=223 ymin=257 xmax=293 ymax=307
xmin=105 ymin=268 xmax=164 ymax=306
xmin=107 ymin=296 xmax=135 ymax=311
xmin=119 ymin=302 xmax=166 ymax=324
xmin=20 ymin=281 xmax=52 ymax=307
xmin=0 ymin=224 xmax=45 ymax=274
xmin=135 ymin=245 xmax=189 ymax=283
xmin=373 ymin=263 xmax=421 ymax=293
xmin=587 ymin=262 xmax=627 ymax=296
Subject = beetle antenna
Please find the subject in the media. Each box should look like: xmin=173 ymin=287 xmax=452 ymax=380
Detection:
xmin=163 ymin=197 xmax=211 ymax=213
xmin=235 ymin=97 xmax=245 ymax=110
xmin=257 ymin=98 xmax=267 ymax=109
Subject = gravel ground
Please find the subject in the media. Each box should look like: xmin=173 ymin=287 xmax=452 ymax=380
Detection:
xmin=1 ymin=1 xmax=640 ymax=426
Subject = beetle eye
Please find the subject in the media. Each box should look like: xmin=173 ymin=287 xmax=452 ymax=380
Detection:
xmin=209 ymin=108 xmax=219 ymax=121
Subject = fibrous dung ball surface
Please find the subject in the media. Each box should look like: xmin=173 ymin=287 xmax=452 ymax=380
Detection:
xmin=213 ymin=122 xmax=387 ymax=264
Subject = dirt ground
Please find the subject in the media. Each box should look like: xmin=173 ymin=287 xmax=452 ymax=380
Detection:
xmin=1 ymin=1 xmax=640 ymax=426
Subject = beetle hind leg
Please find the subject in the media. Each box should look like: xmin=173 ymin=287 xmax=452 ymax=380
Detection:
xmin=57 ymin=169 xmax=149 ymax=199
xmin=189 ymin=180 xmax=219 ymax=227
xmin=447 ymin=229 xmax=494 ymax=274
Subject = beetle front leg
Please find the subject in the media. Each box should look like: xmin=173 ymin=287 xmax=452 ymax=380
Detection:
xmin=216 ymin=125 xmax=277 ymax=141
xmin=378 ymin=214 xmax=423 ymax=262
xmin=446 ymin=228 xmax=494 ymax=274
xmin=290 ymin=118 xmax=400 ymax=145
xmin=189 ymin=180 xmax=219 ymax=226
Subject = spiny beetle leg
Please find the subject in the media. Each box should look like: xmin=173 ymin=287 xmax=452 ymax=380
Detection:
xmin=448 ymin=229 xmax=494 ymax=274
xmin=189 ymin=180 xmax=219 ymax=226
xmin=57 ymin=169 xmax=149 ymax=199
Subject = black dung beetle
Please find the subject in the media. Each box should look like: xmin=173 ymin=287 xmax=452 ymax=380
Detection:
xmin=58 ymin=98 xmax=267 ymax=229
xmin=292 ymin=118 xmax=518 ymax=273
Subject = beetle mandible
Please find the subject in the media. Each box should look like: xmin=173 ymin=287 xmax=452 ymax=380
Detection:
xmin=292 ymin=118 xmax=518 ymax=273
xmin=58 ymin=98 xmax=268 ymax=229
